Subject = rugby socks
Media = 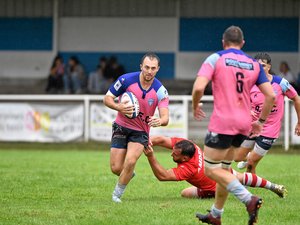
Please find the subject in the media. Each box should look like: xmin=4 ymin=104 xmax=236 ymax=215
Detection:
xmin=243 ymin=172 xmax=272 ymax=189
xmin=112 ymin=182 xmax=126 ymax=198
xmin=227 ymin=179 xmax=252 ymax=204
xmin=210 ymin=204 xmax=224 ymax=218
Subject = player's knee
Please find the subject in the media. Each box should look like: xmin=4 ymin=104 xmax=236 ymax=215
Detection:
xmin=234 ymin=154 xmax=244 ymax=162
xmin=247 ymin=157 xmax=257 ymax=167
xmin=180 ymin=189 xmax=189 ymax=198
xmin=123 ymin=158 xmax=137 ymax=171
xmin=181 ymin=187 xmax=197 ymax=198
xmin=204 ymin=167 xmax=215 ymax=179
xmin=111 ymin=164 xmax=122 ymax=175
xmin=204 ymin=159 xmax=222 ymax=179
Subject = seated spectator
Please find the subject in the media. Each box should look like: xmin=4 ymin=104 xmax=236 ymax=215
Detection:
xmin=279 ymin=61 xmax=297 ymax=89
xmin=45 ymin=55 xmax=64 ymax=94
xmin=104 ymin=56 xmax=125 ymax=82
xmin=87 ymin=57 xmax=109 ymax=94
xmin=63 ymin=56 xmax=86 ymax=94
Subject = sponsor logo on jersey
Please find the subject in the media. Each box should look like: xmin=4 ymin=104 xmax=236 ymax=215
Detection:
xmin=114 ymin=80 xmax=121 ymax=91
xmin=148 ymin=98 xmax=154 ymax=106
xmin=225 ymin=58 xmax=254 ymax=70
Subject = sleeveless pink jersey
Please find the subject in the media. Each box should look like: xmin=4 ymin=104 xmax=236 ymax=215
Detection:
xmin=108 ymin=72 xmax=169 ymax=134
xmin=250 ymin=76 xmax=297 ymax=138
xmin=198 ymin=48 xmax=269 ymax=136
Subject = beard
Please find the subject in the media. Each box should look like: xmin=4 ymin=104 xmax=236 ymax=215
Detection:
xmin=173 ymin=158 xmax=182 ymax=163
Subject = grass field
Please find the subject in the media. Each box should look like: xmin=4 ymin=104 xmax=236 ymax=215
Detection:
xmin=1 ymin=142 xmax=300 ymax=225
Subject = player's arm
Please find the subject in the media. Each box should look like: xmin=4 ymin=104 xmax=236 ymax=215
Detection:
xmin=251 ymin=80 xmax=276 ymax=137
xmin=256 ymin=82 xmax=275 ymax=121
xmin=143 ymin=145 xmax=177 ymax=181
xmin=291 ymin=95 xmax=300 ymax=136
xmin=158 ymin=107 xmax=169 ymax=126
xmin=192 ymin=76 xmax=209 ymax=121
xmin=148 ymin=107 xmax=169 ymax=127
xmin=150 ymin=135 xmax=172 ymax=149
xmin=103 ymin=91 xmax=134 ymax=115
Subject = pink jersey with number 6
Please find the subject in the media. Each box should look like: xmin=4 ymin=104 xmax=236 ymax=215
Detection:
xmin=197 ymin=48 xmax=269 ymax=136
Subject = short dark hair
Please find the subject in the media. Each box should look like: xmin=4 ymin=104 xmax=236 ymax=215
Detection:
xmin=174 ymin=140 xmax=196 ymax=158
xmin=223 ymin=25 xmax=244 ymax=45
xmin=140 ymin=52 xmax=160 ymax=66
xmin=254 ymin=52 xmax=272 ymax=64
xmin=70 ymin=56 xmax=80 ymax=64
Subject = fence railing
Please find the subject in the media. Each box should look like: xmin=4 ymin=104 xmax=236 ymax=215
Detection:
xmin=0 ymin=95 xmax=293 ymax=150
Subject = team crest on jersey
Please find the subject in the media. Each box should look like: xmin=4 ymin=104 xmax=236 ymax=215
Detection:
xmin=148 ymin=98 xmax=154 ymax=106
xmin=114 ymin=80 xmax=121 ymax=91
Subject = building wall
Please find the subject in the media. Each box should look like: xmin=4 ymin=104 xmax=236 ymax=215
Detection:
xmin=0 ymin=0 xmax=298 ymax=80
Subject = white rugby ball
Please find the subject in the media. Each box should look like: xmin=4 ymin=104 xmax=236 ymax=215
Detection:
xmin=120 ymin=91 xmax=140 ymax=119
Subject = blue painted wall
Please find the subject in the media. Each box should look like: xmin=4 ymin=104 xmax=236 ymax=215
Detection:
xmin=0 ymin=17 xmax=298 ymax=79
xmin=59 ymin=52 xmax=175 ymax=79
xmin=180 ymin=18 xmax=299 ymax=52
xmin=0 ymin=18 xmax=52 ymax=50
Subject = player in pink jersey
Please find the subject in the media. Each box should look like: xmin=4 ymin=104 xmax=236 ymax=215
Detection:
xmin=192 ymin=26 xmax=275 ymax=225
xmin=103 ymin=53 xmax=169 ymax=203
xmin=143 ymin=135 xmax=287 ymax=199
xmin=235 ymin=53 xmax=300 ymax=173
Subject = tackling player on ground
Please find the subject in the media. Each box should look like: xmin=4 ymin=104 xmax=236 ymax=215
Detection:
xmin=103 ymin=52 xmax=169 ymax=203
xmin=144 ymin=135 xmax=287 ymax=199
xmin=234 ymin=52 xmax=300 ymax=173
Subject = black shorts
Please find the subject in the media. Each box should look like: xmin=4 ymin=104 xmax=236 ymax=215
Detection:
xmin=243 ymin=135 xmax=276 ymax=151
xmin=205 ymin=131 xmax=247 ymax=149
xmin=111 ymin=122 xmax=149 ymax=149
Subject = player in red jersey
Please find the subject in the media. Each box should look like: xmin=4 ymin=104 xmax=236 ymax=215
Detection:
xmin=143 ymin=135 xmax=287 ymax=199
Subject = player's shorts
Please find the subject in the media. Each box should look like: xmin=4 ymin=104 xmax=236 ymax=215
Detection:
xmin=111 ymin=122 xmax=149 ymax=149
xmin=197 ymin=189 xmax=215 ymax=199
xmin=205 ymin=131 xmax=247 ymax=149
xmin=241 ymin=135 xmax=276 ymax=155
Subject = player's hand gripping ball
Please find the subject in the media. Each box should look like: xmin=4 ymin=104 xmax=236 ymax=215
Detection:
xmin=120 ymin=91 xmax=140 ymax=119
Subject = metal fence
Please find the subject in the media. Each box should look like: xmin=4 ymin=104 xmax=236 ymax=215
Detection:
xmin=0 ymin=94 xmax=294 ymax=150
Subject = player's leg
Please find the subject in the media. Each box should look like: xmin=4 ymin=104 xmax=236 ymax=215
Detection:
xmin=197 ymin=134 xmax=263 ymax=225
xmin=118 ymin=142 xmax=144 ymax=185
xmin=110 ymin=148 xmax=126 ymax=176
xmin=234 ymin=141 xmax=253 ymax=162
xmin=196 ymin=145 xmax=231 ymax=224
xmin=110 ymin=122 xmax=127 ymax=176
xmin=181 ymin=186 xmax=198 ymax=198
xmin=112 ymin=129 xmax=148 ymax=203
xmin=181 ymin=186 xmax=215 ymax=199
xmin=234 ymin=138 xmax=255 ymax=169
xmin=234 ymin=170 xmax=287 ymax=198
xmin=246 ymin=136 xmax=276 ymax=174
xmin=112 ymin=142 xmax=144 ymax=203
xmin=197 ymin=133 xmax=240 ymax=224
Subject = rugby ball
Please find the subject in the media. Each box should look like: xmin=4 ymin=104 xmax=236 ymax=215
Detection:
xmin=120 ymin=91 xmax=140 ymax=119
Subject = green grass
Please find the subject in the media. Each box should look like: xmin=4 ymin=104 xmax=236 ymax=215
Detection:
xmin=1 ymin=143 xmax=300 ymax=225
